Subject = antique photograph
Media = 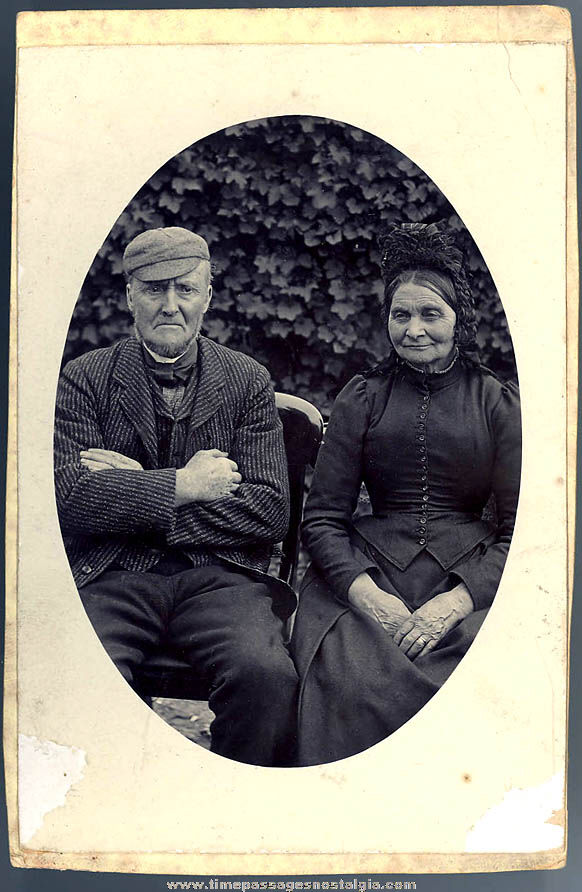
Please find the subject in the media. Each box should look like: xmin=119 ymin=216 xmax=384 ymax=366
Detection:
xmin=55 ymin=118 xmax=521 ymax=766
xmin=7 ymin=5 xmax=574 ymax=874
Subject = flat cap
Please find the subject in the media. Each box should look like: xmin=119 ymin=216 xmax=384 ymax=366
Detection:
xmin=123 ymin=227 xmax=210 ymax=281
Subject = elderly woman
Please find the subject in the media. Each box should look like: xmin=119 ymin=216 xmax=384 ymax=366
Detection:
xmin=290 ymin=221 xmax=521 ymax=766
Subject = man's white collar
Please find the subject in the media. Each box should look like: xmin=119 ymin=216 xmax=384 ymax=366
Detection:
xmin=142 ymin=343 xmax=189 ymax=365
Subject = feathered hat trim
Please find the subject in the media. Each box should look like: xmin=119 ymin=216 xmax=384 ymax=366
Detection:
xmin=379 ymin=221 xmax=465 ymax=287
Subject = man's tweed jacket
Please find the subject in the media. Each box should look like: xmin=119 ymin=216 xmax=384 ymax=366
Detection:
xmin=54 ymin=335 xmax=290 ymax=590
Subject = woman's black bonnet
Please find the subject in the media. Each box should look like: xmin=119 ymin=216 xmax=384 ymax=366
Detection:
xmin=378 ymin=221 xmax=478 ymax=356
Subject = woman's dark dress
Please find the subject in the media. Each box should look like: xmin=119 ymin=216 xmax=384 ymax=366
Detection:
xmin=290 ymin=358 xmax=521 ymax=766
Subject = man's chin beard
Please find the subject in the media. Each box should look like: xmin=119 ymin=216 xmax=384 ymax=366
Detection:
xmin=136 ymin=328 xmax=197 ymax=359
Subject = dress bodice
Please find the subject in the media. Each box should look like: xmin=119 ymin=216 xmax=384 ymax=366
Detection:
xmin=363 ymin=360 xmax=497 ymax=517
xmin=301 ymin=359 xmax=522 ymax=611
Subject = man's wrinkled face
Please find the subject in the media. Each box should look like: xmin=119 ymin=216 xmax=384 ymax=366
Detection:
xmin=126 ymin=262 xmax=212 ymax=358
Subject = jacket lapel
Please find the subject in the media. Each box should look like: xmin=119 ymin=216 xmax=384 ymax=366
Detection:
xmin=184 ymin=337 xmax=225 ymax=447
xmin=113 ymin=338 xmax=160 ymax=468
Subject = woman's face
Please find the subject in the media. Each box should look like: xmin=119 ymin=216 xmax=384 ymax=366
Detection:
xmin=388 ymin=281 xmax=457 ymax=372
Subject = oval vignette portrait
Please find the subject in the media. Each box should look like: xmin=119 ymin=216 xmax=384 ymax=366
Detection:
xmin=53 ymin=116 xmax=522 ymax=767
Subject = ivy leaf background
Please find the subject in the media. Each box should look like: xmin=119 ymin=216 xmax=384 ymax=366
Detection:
xmin=69 ymin=116 xmax=517 ymax=414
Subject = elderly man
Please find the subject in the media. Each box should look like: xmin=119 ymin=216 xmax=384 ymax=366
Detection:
xmin=54 ymin=226 xmax=298 ymax=766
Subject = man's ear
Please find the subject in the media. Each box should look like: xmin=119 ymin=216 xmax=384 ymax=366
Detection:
xmin=126 ymin=281 xmax=133 ymax=314
xmin=204 ymin=284 xmax=213 ymax=313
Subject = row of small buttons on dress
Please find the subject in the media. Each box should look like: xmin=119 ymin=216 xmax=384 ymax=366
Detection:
xmin=416 ymin=388 xmax=430 ymax=545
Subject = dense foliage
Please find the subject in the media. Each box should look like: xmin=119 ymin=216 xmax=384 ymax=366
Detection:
xmin=70 ymin=116 xmax=516 ymax=414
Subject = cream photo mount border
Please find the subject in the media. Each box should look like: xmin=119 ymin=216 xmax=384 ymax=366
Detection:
xmin=6 ymin=5 xmax=577 ymax=874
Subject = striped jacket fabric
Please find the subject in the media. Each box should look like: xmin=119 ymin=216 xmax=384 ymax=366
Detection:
xmin=54 ymin=335 xmax=290 ymax=588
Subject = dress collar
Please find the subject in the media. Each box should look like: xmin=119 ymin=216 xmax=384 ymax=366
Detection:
xmin=398 ymin=350 xmax=462 ymax=390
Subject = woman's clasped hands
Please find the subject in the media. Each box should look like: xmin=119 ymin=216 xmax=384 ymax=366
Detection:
xmin=347 ymin=573 xmax=412 ymax=636
xmin=348 ymin=573 xmax=473 ymax=661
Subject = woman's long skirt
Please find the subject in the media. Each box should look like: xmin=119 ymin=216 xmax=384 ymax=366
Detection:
xmin=290 ymin=544 xmax=488 ymax=766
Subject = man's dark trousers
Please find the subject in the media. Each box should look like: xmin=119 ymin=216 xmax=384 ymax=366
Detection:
xmin=80 ymin=560 xmax=298 ymax=767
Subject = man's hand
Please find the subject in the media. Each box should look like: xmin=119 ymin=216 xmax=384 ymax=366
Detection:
xmin=175 ymin=449 xmax=242 ymax=506
xmin=80 ymin=448 xmax=144 ymax=471
xmin=393 ymin=584 xmax=474 ymax=661
xmin=347 ymin=572 xmax=412 ymax=636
